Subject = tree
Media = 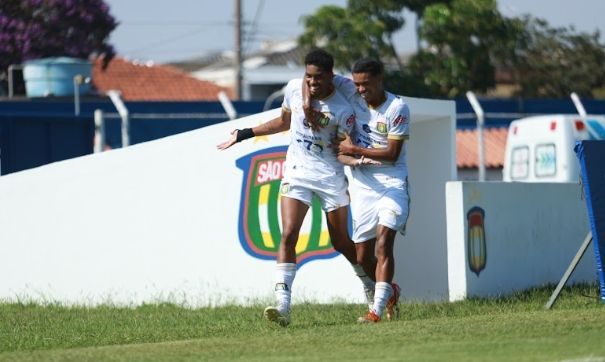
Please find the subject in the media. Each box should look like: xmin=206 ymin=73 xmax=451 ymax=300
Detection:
xmin=512 ymin=17 xmax=605 ymax=98
xmin=299 ymin=0 xmax=605 ymax=98
xmin=409 ymin=0 xmax=524 ymax=98
xmin=0 ymin=0 xmax=117 ymax=93
xmin=298 ymin=5 xmax=398 ymax=71
xmin=298 ymin=0 xmax=448 ymax=68
xmin=298 ymin=0 xmax=438 ymax=96
xmin=297 ymin=0 xmax=510 ymax=97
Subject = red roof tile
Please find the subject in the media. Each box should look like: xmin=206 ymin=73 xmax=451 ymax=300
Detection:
xmin=456 ymin=127 xmax=508 ymax=168
xmin=92 ymin=57 xmax=232 ymax=101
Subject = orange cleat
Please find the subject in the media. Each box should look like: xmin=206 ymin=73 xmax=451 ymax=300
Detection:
xmin=386 ymin=283 xmax=401 ymax=321
xmin=357 ymin=310 xmax=381 ymax=324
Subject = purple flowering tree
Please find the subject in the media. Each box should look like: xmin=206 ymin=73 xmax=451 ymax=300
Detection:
xmin=0 ymin=0 xmax=117 ymax=92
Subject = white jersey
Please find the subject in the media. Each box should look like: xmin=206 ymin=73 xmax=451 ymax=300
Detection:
xmin=333 ymin=75 xmax=410 ymax=189
xmin=281 ymin=78 xmax=356 ymax=190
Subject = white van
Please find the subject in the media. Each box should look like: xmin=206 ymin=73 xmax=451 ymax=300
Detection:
xmin=502 ymin=114 xmax=605 ymax=182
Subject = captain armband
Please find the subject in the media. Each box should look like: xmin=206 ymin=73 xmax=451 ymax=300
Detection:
xmin=236 ymin=128 xmax=255 ymax=143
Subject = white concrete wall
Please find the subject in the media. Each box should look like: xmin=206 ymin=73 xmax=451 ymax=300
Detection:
xmin=0 ymin=98 xmax=457 ymax=306
xmin=399 ymin=96 xmax=457 ymax=301
xmin=446 ymin=181 xmax=595 ymax=301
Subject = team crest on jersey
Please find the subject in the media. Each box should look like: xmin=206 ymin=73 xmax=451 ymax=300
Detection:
xmin=304 ymin=112 xmax=332 ymax=129
xmin=376 ymin=121 xmax=388 ymax=134
xmin=235 ymin=146 xmax=339 ymax=267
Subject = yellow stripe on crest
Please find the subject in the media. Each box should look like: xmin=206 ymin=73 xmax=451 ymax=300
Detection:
xmin=296 ymin=233 xmax=310 ymax=254
xmin=259 ymin=184 xmax=270 ymax=205
xmin=261 ymin=231 xmax=275 ymax=248
xmin=318 ymin=230 xmax=330 ymax=247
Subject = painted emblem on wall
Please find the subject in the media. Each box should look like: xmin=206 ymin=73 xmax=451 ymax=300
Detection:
xmin=467 ymin=206 xmax=487 ymax=276
xmin=235 ymin=146 xmax=339 ymax=266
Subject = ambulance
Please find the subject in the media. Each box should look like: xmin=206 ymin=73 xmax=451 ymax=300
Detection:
xmin=502 ymin=115 xmax=605 ymax=182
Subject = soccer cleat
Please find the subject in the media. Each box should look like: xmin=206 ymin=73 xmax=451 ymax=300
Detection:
xmin=357 ymin=310 xmax=381 ymax=324
xmin=386 ymin=282 xmax=401 ymax=321
xmin=263 ymin=306 xmax=290 ymax=327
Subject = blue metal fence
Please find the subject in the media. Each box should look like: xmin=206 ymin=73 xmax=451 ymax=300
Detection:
xmin=1 ymin=97 xmax=605 ymax=175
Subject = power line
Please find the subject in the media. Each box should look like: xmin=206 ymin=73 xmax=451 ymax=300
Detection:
xmin=124 ymin=26 xmax=212 ymax=54
xmin=119 ymin=21 xmax=229 ymax=27
xmin=243 ymin=0 xmax=266 ymax=53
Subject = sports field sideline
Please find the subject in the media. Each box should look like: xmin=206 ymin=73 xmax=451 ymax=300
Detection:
xmin=1 ymin=284 xmax=604 ymax=362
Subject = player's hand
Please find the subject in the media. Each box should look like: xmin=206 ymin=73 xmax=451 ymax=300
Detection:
xmin=216 ymin=129 xmax=238 ymax=150
xmin=337 ymin=133 xmax=356 ymax=155
xmin=302 ymin=80 xmax=320 ymax=131
xmin=357 ymin=156 xmax=382 ymax=166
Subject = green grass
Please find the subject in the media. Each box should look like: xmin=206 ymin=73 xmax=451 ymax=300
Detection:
xmin=1 ymin=284 xmax=604 ymax=361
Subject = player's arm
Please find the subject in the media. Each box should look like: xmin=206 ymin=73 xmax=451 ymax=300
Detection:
xmin=302 ymin=79 xmax=321 ymax=131
xmin=338 ymin=136 xmax=404 ymax=162
xmin=216 ymin=109 xmax=291 ymax=150
xmin=337 ymin=154 xmax=382 ymax=167
xmin=338 ymin=103 xmax=409 ymax=162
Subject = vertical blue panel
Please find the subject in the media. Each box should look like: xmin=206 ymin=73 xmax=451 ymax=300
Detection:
xmin=575 ymin=141 xmax=605 ymax=302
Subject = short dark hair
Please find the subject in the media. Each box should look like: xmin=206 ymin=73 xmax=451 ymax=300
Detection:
xmin=352 ymin=58 xmax=384 ymax=76
xmin=304 ymin=49 xmax=334 ymax=72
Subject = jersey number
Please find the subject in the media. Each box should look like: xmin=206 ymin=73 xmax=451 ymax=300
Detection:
xmin=296 ymin=139 xmax=324 ymax=153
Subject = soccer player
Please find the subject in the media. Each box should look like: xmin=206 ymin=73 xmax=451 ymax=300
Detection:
xmin=333 ymin=58 xmax=410 ymax=323
xmin=217 ymin=49 xmax=377 ymax=326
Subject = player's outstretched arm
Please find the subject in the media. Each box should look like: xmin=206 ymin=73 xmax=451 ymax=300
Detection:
xmin=216 ymin=129 xmax=239 ymax=150
xmin=337 ymin=154 xmax=382 ymax=167
xmin=216 ymin=111 xmax=292 ymax=150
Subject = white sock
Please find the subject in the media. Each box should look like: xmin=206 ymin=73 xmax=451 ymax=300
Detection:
xmin=372 ymin=282 xmax=393 ymax=318
xmin=352 ymin=264 xmax=375 ymax=308
xmin=274 ymin=263 xmax=296 ymax=315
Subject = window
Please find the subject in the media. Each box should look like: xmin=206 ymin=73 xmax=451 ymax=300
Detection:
xmin=535 ymin=143 xmax=556 ymax=177
xmin=510 ymin=146 xmax=529 ymax=180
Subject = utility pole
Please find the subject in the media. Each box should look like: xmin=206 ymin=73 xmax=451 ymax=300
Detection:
xmin=235 ymin=0 xmax=243 ymax=100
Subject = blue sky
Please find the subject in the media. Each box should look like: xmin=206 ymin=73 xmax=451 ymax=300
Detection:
xmin=103 ymin=0 xmax=605 ymax=63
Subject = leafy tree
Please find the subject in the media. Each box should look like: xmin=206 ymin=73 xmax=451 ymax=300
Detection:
xmin=512 ymin=17 xmax=605 ymax=98
xmin=298 ymin=0 xmax=441 ymax=96
xmin=298 ymin=0 xmax=512 ymax=97
xmin=409 ymin=0 xmax=524 ymax=98
xmin=298 ymin=5 xmax=398 ymax=71
xmin=0 ymin=0 xmax=117 ymax=93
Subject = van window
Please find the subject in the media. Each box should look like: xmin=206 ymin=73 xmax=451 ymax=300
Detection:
xmin=535 ymin=143 xmax=556 ymax=178
xmin=510 ymin=146 xmax=529 ymax=180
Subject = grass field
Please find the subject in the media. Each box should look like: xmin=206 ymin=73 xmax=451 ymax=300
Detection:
xmin=1 ymin=284 xmax=604 ymax=362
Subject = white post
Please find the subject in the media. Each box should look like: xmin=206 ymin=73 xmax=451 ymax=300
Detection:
xmin=466 ymin=91 xmax=485 ymax=181
xmin=93 ymin=109 xmax=105 ymax=153
xmin=218 ymin=91 xmax=237 ymax=120
xmin=74 ymin=75 xmax=81 ymax=116
xmin=570 ymin=92 xmax=587 ymax=118
xmin=263 ymin=87 xmax=285 ymax=111
xmin=73 ymin=74 xmax=91 ymax=116
xmin=106 ymin=90 xmax=130 ymax=147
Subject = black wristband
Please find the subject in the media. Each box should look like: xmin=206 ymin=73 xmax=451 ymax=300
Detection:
xmin=236 ymin=128 xmax=255 ymax=143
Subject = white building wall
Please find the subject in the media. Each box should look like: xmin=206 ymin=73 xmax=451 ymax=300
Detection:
xmin=0 ymin=98 xmax=457 ymax=306
xmin=446 ymin=181 xmax=595 ymax=301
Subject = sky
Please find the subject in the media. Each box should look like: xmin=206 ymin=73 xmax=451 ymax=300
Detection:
xmin=103 ymin=0 xmax=605 ymax=64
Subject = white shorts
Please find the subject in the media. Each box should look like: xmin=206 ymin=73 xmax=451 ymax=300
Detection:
xmin=349 ymin=182 xmax=410 ymax=243
xmin=279 ymin=181 xmax=349 ymax=212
